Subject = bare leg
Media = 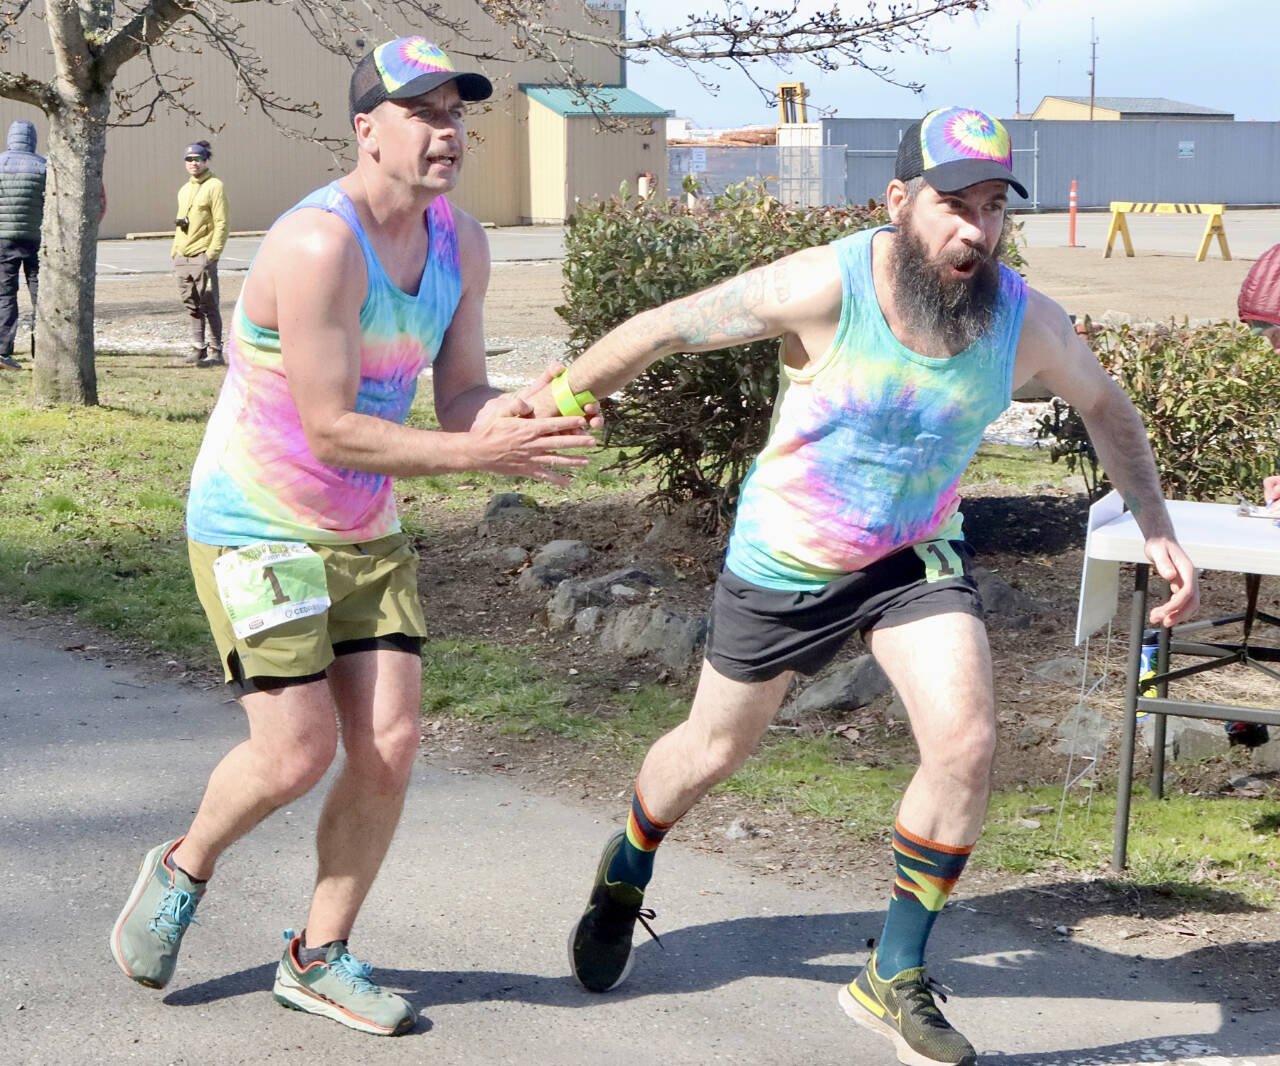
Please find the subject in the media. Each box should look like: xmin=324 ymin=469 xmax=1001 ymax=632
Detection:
xmin=172 ymin=681 xmax=340 ymax=880
xmin=865 ymin=611 xmax=996 ymax=844
xmin=634 ymin=659 xmax=793 ymax=825
xmin=304 ymin=648 xmax=422 ymax=945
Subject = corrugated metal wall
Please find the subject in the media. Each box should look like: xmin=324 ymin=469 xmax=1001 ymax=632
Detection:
xmin=825 ymin=117 xmax=1280 ymax=210
xmin=0 ymin=1 xmax=626 ymax=233
xmin=564 ymin=116 xmax=665 ymax=222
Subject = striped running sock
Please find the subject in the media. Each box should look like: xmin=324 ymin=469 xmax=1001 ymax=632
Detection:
xmin=605 ymin=786 xmax=675 ymax=889
xmin=874 ymin=820 xmax=973 ymax=978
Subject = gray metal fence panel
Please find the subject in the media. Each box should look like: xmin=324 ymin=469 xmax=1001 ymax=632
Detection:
xmin=668 ymin=145 xmax=847 ymax=205
xmin=825 ymin=117 xmax=1280 ymax=210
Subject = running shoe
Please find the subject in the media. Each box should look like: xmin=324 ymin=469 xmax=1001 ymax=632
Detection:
xmin=272 ymin=929 xmax=416 ymax=1036
xmin=110 ymin=838 xmax=205 ymax=989
xmin=839 ymin=950 xmax=976 ymax=1066
xmin=0 ymin=354 xmax=21 ymax=370
xmin=568 ymin=830 xmax=660 ymax=992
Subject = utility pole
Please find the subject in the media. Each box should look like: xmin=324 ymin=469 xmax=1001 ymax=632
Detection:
xmin=1015 ymin=22 xmax=1022 ymax=117
xmin=1088 ymin=17 xmax=1098 ymax=119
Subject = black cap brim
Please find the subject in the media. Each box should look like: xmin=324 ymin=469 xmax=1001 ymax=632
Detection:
xmin=923 ymin=158 xmax=1028 ymax=199
xmin=350 ymin=69 xmax=493 ymax=125
xmin=388 ymin=70 xmax=493 ymax=104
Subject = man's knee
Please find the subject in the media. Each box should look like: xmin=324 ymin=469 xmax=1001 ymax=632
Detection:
xmin=345 ymin=709 xmax=420 ymax=789
xmin=253 ymin=716 xmax=338 ymax=799
xmin=923 ymin=718 xmax=996 ymax=786
xmin=687 ymin=728 xmax=757 ymax=788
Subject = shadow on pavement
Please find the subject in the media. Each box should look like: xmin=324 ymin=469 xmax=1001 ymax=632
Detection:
xmin=162 ymin=901 xmax=1275 ymax=1062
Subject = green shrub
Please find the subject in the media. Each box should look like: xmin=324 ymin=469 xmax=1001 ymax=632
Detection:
xmin=557 ymin=180 xmax=888 ymax=519
xmin=1037 ymin=319 xmax=1280 ymax=501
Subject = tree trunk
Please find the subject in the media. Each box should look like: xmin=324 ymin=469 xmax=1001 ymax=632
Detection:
xmin=34 ymin=93 xmax=108 ymax=405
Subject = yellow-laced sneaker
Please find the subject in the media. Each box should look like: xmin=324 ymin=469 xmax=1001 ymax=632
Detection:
xmin=839 ymin=950 xmax=976 ymax=1066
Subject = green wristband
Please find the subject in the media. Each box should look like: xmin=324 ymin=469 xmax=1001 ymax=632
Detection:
xmin=550 ymin=371 xmax=596 ymax=418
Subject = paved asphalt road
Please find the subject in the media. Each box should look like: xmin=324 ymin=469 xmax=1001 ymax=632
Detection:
xmin=2 ymin=611 xmax=1276 ymax=1066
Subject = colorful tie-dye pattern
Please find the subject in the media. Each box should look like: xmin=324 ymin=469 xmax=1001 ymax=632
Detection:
xmin=725 ymin=226 xmax=1026 ymax=590
xmin=186 ymin=183 xmax=461 ymax=545
xmin=920 ymin=108 xmax=1012 ymax=170
xmin=375 ymin=37 xmax=456 ymax=91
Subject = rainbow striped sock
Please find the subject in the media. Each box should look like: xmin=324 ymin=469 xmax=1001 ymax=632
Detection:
xmin=605 ymin=787 xmax=674 ymax=889
xmin=874 ymin=820 xmax=973 ymax=978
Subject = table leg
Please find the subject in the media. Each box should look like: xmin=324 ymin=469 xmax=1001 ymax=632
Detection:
xmin=1151 ymin=624 xmax=1170 ymax=799
xmin=1244 ymin=573 xmax=1261 ymax=641
xmin=1112 ymin=564 xmax=1149 ymax=871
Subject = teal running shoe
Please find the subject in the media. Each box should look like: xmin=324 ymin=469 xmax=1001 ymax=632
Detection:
xmin=272 ymin=930 xmax=416 ymax=1036
xmin=110 ymin=838 xmax=205 ymax=989
xmin=839 ymin=949 xmax=976 ymax=1066
xmin=568 ymin=831 xmax=660 ymax=992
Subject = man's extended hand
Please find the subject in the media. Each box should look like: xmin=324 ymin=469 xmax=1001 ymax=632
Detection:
xmin=522 ymin=362 xmax=604 ymax=428
xmin=1144 ymin=536 xmax=1199 ymax=628
xmin=466 ymin=395 xmax=596 ymax=485
xmin=474 ymin=362 xmax=603 ymax=431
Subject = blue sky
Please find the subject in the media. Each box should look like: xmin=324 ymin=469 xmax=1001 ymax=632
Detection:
xmin=623 ymin=0 xmax=1278 ymax=128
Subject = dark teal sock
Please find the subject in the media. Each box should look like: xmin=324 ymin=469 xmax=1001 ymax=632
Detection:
xmin=605 ymin=787 xmax=674 ymax=889
xmin=875 ymin=820 xmax=972 ymax=978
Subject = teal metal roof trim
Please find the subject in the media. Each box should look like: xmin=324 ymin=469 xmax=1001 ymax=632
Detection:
xmin=523 ymin=85 xmax=667 ymax=117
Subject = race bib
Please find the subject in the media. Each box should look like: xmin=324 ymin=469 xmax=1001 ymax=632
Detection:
xmin=912 ymin=539 xmax=965 ymax=584
xmin=212 ymin=542 xmax=330 ymax=640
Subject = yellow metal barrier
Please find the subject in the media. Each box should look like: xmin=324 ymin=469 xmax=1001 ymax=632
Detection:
xmin=1103 ymin=201 xmax=1231 ymax=262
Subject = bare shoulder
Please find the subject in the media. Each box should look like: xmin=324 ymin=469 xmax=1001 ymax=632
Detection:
xmin=1016 ymin=286 xmax=1078 ymax=365
xmin=447 ymin=203 xmax=491 ymax=280
xmin=244 ymin=208 xmax=364 ymax=327
xmin=263 ymin=207 xmax=363 ymax=275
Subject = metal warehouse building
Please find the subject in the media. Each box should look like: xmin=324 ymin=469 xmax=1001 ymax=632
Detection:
xmin=0 ymin=3 xmax=668 ymax=236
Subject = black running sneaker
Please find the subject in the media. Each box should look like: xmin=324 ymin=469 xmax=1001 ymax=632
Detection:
xmin=568 ymin=831 xmax=659 ymax=992
xmin=839 ymin=950 xmax=976 ymax=1066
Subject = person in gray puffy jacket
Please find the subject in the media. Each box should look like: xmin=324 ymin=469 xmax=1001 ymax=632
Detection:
xmin=0 ymin=119 xmax=46 ymax=369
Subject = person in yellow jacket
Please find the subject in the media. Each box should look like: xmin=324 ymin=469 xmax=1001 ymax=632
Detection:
xmin=172 ymin=140 xmax=229 ymax=366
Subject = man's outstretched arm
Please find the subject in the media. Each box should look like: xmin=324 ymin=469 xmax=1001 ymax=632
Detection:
xmin=529 ymin=244 xmax=842 ymax=418
xmin=1016 ymin=290 xmax=1199 ymax=627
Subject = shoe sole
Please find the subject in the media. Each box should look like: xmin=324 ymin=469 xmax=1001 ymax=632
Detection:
xmin=838 ymin=985 xmax=972 ymax=1066
xmin=566 ymin=916 xmax=633 ymax=993
xmin=272 ymin=964 xmax=414 ymax=1036
xmin=110 ymin=843 xmax=169 ymax=988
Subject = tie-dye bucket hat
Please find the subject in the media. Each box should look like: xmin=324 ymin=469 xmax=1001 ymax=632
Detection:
xmin=349 ymin=36 xmax=492 ymax=125
xmin=894 ymin=106 xmax=1028 ymax=198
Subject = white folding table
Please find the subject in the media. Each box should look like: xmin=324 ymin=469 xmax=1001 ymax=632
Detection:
xmin=1076 ymin=493 xmax=1280 ymax=869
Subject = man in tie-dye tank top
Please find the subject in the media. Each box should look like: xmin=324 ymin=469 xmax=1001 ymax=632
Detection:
xmin=544 ymin=108 xmax=1199 ymax=1064
xmin=110 ymin=37 xmax=596 ymax=1036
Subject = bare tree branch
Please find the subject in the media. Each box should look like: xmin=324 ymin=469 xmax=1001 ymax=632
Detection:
xmin=0 ymin=69 xmax=56 ymax=109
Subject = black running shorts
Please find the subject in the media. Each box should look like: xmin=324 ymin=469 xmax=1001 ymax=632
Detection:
xmin=705 ymin=538 xmax=984 ymax=683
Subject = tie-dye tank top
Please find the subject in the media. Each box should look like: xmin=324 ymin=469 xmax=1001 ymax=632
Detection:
xmin=186 ymin=183 xmax=461 ymax=545
xmin=725 ymin=226 xmax=1027 ymax=590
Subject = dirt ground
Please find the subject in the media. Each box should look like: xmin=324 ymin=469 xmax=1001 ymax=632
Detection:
xmin=61 ymin=245 xmax=1280 ymax=1009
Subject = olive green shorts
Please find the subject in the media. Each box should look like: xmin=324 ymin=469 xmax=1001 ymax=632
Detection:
xmin=189 ymin=533 xmax=428 ymax=692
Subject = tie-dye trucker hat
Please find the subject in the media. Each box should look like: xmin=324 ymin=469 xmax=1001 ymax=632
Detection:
xmin=349 ymin=37 xmax=493 ymax=125
xmin=895 ymin=107 xmax=1028 ymax=198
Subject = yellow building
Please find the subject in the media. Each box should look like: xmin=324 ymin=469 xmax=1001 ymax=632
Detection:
xmin=0 ymin=4 xmax=667 ymax=234
xmin=1030 ymin=96 xmax=1233 ymax=121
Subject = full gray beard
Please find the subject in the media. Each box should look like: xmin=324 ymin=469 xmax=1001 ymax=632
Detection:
xmin=890 ymin=216 xmax=1002 ymax=352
